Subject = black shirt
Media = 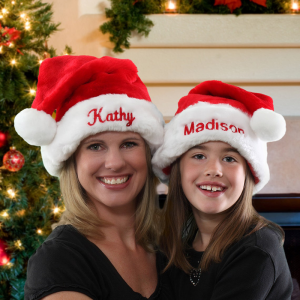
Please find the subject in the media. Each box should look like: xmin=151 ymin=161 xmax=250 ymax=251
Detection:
xmin=25 ymin=225 xmax=175 ymax=300
xmin=168 ymin=226 xmax=293 ymax=300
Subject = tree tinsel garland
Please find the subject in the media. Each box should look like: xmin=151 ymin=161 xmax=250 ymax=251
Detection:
xmin=100 ymin=0 xmax=291 ymax=53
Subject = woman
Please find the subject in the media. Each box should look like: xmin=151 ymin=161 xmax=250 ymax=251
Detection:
xmin=15 ymin=55 xmax=173 ymax=300
xmin=152 ymin=80 xmax=293 ymax=300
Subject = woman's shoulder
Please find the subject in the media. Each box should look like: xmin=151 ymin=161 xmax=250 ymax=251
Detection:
xmin=44 ymin=224 xmax=83 ymax=243
xmin=27 ymin=225 xmax=95 ymax=278
xmin=25 ymin=225 xmax=127 ymax=299
xmin=30 ymin=225 xmax=86 ymax=260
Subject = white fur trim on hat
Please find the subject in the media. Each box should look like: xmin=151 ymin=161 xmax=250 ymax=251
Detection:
xmin=152 ymin=102 xmax=270 ymax=194
xmin=250 ymin=108 xmax=286 ymax=142
xmin=41 ymin=94 xmax=164 ymax=177
xmin=14 ymin=108 xmax=57 ymax=146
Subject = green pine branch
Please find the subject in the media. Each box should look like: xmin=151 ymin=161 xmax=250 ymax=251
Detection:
xmin=101 ymin=0 xmax=291 ymax=53
xmin=0 ymin=1 xmax=72 ymax=298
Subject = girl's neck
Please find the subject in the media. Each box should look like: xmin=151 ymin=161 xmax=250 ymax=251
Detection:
xmin=192 ymin=210 xmax=226 ymax=252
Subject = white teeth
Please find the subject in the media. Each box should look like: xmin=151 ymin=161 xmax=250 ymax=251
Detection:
xmin=200 ymin=185 xmax=224 ymax=192
xmin=102 ymin=176 xmax=129 ymax=185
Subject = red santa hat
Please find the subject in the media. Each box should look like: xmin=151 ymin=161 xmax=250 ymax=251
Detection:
xmin=14 ymin=55 xmax=164 ymax=176
xmin=152 ymin=80 xmax=286 ymax=194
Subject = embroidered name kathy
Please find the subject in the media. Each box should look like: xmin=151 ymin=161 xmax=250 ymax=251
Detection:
xmin=184 ymin=119 xmax=245 ymax=136
xmin=88 ymin=107 xmax=136 ymax=127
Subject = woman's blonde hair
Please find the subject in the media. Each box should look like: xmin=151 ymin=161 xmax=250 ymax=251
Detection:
xmin=53 ymin=142 xmax=160 ymax=252
xmin=160 ymin=159 xmax=284 ymax=273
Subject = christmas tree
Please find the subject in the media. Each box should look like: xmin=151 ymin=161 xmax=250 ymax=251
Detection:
xmin=0 ymin=1 xmax=71 ymax=298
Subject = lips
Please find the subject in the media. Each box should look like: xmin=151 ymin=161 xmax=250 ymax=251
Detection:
xmin=196 ymin=181 xmax=227 ymax=196
xmin=97 ymin=175 xmax=132 ymax=190
xmin=199 ymin=185 xmax=224 ymax=192
xmin=99 ymin=176 xmax=129 ymax=185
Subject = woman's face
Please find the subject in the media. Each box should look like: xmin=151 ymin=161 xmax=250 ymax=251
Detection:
xmin=180 ymin=141 xmax=247 ymax=218
xmin=75 ymin=131 xmax=148 ymax=214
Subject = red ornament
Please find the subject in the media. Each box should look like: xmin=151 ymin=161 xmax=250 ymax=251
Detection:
xmin=0 ymin=239 xmax=10 ymax=266
xmin=0 ymin=132 xmax=8 ymax=148
xmin=3 ymin=147 xmax=25 ymax=172
xmin=250 ymin=0 xmax=267 ymax=7
xmin=214 ymin=0 xmax=242 ymax=12
xmin=214 ymin=0 xmax=266 ymax=12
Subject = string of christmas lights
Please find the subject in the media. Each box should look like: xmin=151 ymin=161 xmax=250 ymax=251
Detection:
xmin=0 ymin=1 xmax=71 ymax=297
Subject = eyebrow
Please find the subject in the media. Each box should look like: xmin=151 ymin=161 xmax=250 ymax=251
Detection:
xmin=82 ymin=136 xmax=142 ymax=145
xmin=191 ymin=144 xmax=241 ymax=154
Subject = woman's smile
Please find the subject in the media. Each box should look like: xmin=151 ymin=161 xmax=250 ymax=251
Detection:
xmin=75 ymin=131 xmax=148 ymax=213
xmin=99 ymin=175 xmax=130 ymax=185
xmin=97 ymin=175 xmax=132 ymax=190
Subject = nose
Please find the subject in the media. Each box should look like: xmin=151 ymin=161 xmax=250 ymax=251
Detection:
xmin=204 ymin=159 xmax=223 ymax=178
xmin=104 ymin=148 xmax=126 ymax=171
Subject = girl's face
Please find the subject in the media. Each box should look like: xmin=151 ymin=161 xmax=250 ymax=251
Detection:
xmin=180 ymin=141 xmax=247 ymax=218
xmin=75 ymin=131 xmax=148 ymax=215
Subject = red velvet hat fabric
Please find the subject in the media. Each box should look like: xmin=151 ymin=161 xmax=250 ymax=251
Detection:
xmin=14 ymin=55 xmax=165 ymax=176
xmin=176 ymin=80 xmax=274 ymax=116
xmin=32 ymin=55 xmax=151 ymax=122
xmin=152 ymin=80 xmax=286 ymax=194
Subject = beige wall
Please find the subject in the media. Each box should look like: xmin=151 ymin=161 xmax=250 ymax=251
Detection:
xmin=45 ymin=0 xmax=300 ymax=193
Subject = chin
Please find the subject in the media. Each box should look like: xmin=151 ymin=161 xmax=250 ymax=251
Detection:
xmin=200 ymin=204 xmax=225 ymax=215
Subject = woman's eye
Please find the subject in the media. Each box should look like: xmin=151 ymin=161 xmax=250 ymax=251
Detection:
xmin=223 ymin=156 xmax=236 ymax=163
xmin=88 ymin=144 xmax=102 ymax=151
xmin=122 ymin=142 xmax=137 ymax=149
xmin=193 ymin=154 xmax=206 ymax=160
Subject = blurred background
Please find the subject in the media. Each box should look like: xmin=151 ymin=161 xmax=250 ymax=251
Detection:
xmin=46 ymin=0 xmax=300 ymax=194
xmin=0 ymin=0 xmax=299 ymax=298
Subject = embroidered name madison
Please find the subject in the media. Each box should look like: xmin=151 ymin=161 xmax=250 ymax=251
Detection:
xmin=184 ymin=119 xmax=245 ymax=135
xmin=88 ymin=107 xmax=135 ymax=127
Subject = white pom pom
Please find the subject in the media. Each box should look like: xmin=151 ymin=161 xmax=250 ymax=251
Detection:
xmin=250 ymin=108 xmax=286 ymax=142
xmin=14 ymin=108 xmax=57 ymax=146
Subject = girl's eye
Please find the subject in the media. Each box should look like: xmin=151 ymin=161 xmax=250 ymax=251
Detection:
xmin=88 ymin=144 xmax=102 ymax=151
xmin=122 ymin=142 xmax=137 ymax=149
xmin=193 ymin=154 xmax=206 ymax=160
xmin=223 ymin=156 xmax=236 ymax=163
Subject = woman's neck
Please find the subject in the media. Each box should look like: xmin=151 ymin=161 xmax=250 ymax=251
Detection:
xmin=92 ymin=202 xmax=138 ymax=249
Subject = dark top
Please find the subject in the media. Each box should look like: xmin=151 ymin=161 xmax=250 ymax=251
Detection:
xmin=25 ymin=225 xmax=175 ymax=300
xmin=168 ymin=226 xmax=293 ymax=300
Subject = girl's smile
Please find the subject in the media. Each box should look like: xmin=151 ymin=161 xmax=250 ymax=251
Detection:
xmin=180 ymin=141 xmax=247 ymax=217
xmin=196 ymin=181 xmax=227 ymax=198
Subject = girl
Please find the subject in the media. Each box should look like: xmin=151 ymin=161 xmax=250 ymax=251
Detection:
xmin=14 ymin=55 xmax=174 ymax=300
xmin=152 ymin=80 xmax=293 ymax=300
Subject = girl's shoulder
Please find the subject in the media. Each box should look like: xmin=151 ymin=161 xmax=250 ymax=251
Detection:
xmin=225 ymin=225 xmax=287 ymax=275
xmin=239 ymin=224 xmax=284 ymax=253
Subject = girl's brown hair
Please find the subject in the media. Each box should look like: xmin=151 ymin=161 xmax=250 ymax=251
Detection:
xmin=53 ymin=142 xmax=160 ymax=252
xmin=160 ymin=159 xmax=284 ymax=273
